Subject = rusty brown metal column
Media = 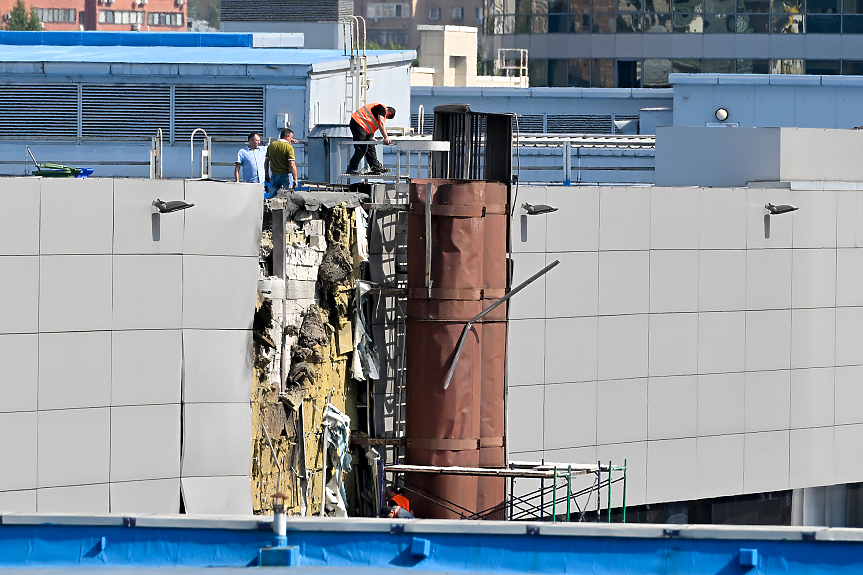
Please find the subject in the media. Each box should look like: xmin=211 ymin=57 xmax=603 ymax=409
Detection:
xmin=404 ymin=179 xmax=508 ymax=520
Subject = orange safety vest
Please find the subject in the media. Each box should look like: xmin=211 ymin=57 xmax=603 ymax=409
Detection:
xmin=351 ymin=103 xmax=384 ymax=135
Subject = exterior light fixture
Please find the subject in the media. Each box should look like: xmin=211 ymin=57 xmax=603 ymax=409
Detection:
xmin=715 ymin=108 xmax=729 ymax=122
xmin=522 ymin=203 xmax=558 ymax=215
xmin=765 ymin=203 xmax=798 ymax=215
xmin=152 ymin=199 xmax=195 ymax=214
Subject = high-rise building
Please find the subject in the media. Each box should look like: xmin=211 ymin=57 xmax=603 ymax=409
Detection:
xmin=356 ymin=0 xmax=485 ymax=48
xmin=483 ymin=0 xmax=863 ymax=87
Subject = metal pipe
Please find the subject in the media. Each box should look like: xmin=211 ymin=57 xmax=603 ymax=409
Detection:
xmin=608 ymin=460 xmax=612 ymax=523
xmin=596 ymin=461 xmax=600 ymax=523
xmin=261 ymin=420 xmax=282 ymax=495
xmin=443 ymin=259 xmax=560 ymax=390
xmin=566 ymin=464 xmax=571 ymax=522
xmin=622 ymin=459 xmax=628 ymax=523
xmin=552 ymin=466 xmax=557 ymax=523
xmin=189 ymin=127 xmax=208 ymax=178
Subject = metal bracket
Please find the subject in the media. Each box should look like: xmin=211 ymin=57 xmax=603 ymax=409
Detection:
xmin=390 ymin=523 xmax=405 ymax=535
xmin=663 ymin=529 xmax=680 ymax=538
xmin=802 ymin=532 xmax=817 ymax=541
xmin=526 ymin=525 xmax=540 ymax=536
xmin=123 ymin=517 xmax=137 ymax=527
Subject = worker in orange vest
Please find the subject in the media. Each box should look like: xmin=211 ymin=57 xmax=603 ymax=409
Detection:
xmin=346 ymin=103 xmax=396 ymax=176
xmin=385 ymin=485 xmax=410 ymax=513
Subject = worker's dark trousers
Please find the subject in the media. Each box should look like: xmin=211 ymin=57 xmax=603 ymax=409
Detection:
xmin=347 ymin=119 xmax=382 ymax=171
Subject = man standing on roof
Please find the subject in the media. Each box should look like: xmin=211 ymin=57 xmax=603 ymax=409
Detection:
xmin=235 ymin=132 xmax=266 ymax=184
xmin=346 ymin=103 xmax=396 ymax=176
xmin=265 ymin=128 xmax=299 ymax=192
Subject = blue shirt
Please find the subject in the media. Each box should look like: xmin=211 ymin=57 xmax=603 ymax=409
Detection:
xmin=237 ymin=145 xmax=267 ymax=183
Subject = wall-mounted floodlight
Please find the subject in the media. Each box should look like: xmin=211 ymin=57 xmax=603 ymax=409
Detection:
xmin=765 ymin=203 xmax=798 ymax=215
xmin=715 ymin=108 xmax=729 ymax=122
xmin=152 ymin=199 xmax=195 ymax=214
xmin=523 ymin=203 xmax=558 ymax=215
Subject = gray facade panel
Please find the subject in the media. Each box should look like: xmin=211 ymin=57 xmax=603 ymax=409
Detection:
xmin=769 ymin=34 xmax=806 ymax=59
xmin=643 ymin=34 xmax=673 ymax=59
xmin=803 ymin=35 xmax=843 ymax=60
xmin=615 ymin=34 xmax=644 ymax=58
xmin=734 ymin=34 xmax=771 ymax=58
xmin=590 ymin=34 xmax=618 ymax=58
xmin=700 ymin=35 xmax=733 ymax=59
xmin=841 ymin=35 xmax=863 ymax=59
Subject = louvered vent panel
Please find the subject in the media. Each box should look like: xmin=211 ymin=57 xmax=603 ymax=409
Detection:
xmin=410 ymin=113 xmax=434 ymax=135
xmin=82 ymin=84 xmax=170 ymax=138
xmin=514 ymin=114 xmax=543 ymax=133
xmin=0 ymin=84 xmax=78 ymax=139
xmin=175 ymin=86 xmax=264 ymax=140
xmin=547 ymin=114 xmax=613 ymax=134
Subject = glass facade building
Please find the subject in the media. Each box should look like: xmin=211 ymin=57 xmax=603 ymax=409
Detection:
xmin=484 ymin=0 xmax=863 ymax=86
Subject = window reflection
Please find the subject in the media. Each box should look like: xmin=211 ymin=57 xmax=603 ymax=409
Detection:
xmin=617 ymin=13 xmax=643 ymax=29
xmin=737 ymin=58 xmax=770 ymax=73
xmin=644 ymin=12 xmax=674 ymax=29
xmin=673 ymin=12 xmax=704 ymax=30
xmin=618 ymin=0 xmax=642 ymax=10
xmin=594 ymin=13 xmax=618 ymax=29
xmin=704 ymin=12 xmax=734 ymax=30
xmin=592 ymin=59 xmax=615 ymax=87
xmin=672 ymin=58 xmax=703 ymax=72
xmin=805 ymin=59 xmax=841 ymax=74
xmin=570 ymin=13 xmax=592 ymax=30
xmin=704 ymin=59 xmax=735 ymax=72
xmin=643 ymin=58 xmax=672 ymax=86
xmin=568 ymin=59 xmax=592 ymax=86
xmin=843 ymin=60 xmax=863 ymax=74
xmin=770 ymin=58 xmax=804 ymax=73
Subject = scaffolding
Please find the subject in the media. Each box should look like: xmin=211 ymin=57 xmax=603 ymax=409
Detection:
xmin=386 ymin=460 xmax=627 ymax=522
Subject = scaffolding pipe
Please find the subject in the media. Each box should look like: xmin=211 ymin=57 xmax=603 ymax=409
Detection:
xmin=552 ymin=466 xmax=557 ymax=523
xmin=623 ymin=458 xmax=628 ymax=523
xmin=596 ymin=461 xmax=600 ymax=523
xmin=566 ymin=464 xmax=571 ymax=522
xmin=608 ymin=460 xmax=612 ymax=523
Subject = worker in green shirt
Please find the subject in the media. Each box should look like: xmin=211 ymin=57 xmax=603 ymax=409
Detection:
xmin=264 ymin=128 xmax=299 ymax=192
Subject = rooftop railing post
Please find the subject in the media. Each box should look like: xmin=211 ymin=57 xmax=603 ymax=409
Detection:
xmin=552 ymin=466 xmax=557 ymax=523
xmin=563 ymin=140 xmax=571 ymax=186
xmin=566 ymin=465 xmax=571 ymax=522
xmin=622 ymin=459 xmax=628 ymax=524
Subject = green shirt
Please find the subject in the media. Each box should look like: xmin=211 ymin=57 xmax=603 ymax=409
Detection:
xmin=266 ymin=140 xmax=295 ymax=175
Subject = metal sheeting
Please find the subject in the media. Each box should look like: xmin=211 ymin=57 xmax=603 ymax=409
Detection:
xmin=174 ymin=86 xmax=264 ymax=141
xmin=82 ymin=84 xmax=170 ymax=138
xmin=0 ymin=83 xmax=78 ymax=139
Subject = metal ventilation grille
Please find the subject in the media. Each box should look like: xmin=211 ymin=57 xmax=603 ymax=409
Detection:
xmin=174 ymin=86 xmax=264 ymax=140
xmin=0 ymin=84 xmax=78 ymax=139
xmin=514 ymin=114 xmax=543 ymax=133
xmin=547 ymin=114 xmax=613 ymax=134
xmin=410 ymin=113 xmax=434 ymax=135
xmin=82 ymin=84 xmax=170 ymax=138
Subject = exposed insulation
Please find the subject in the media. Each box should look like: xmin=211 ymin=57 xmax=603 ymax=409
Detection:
xmin=250 ymin=201 xmax=362 ymax=517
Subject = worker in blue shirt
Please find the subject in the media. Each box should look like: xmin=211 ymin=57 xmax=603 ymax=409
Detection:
xmin=235 ymin=132 xmax=267 ymax=183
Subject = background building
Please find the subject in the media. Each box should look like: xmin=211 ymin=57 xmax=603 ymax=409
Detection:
xmin=483 ymin=0 xmax=863 ymax=87
xmin=356 ymin=0 xmax=485 ymax=48
xmin=0 ymin=0 xmax=186 ymax=30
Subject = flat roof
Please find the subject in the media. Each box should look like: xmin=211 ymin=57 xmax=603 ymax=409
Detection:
xmin=0 ymin=31 xmax=415 ymax=69
xmin=670 ymin=72 xmax=863 ymax=87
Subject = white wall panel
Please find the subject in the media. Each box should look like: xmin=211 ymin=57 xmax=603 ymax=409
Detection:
xmin=182 ymin=403 xmax=251 ymax=477
xmin=39 ymin=255 xmax=113 ymax=332
xmin=743 ymin=431 xmax=790 ymax=493
xmin=790 ymin=367 xmax=835 ymax=429
xmin=182 ymin=255 xmax=258 ymax=330
xmin=835 ymin=366 xmax=863 ymax=426
xmin=698 ymin=373 xmax=745 ymax=437
xmin=650 ymin=251 xmax=698 ymax=313
xmin=836 ymin=249 xmax=863 ymax=307
xmin=836 ymin=307 xmax=863 ymax=366
xmin=40 ymin=178 xmax=113 ymax=255
xmin=597 ymin=378 xmax=647 ymax=445
xmin=597 ymin=315 xmax=648 ymax=381
xmin=39 ymin=332 xmax=111 ymax=411
xmin=183 ymin=329 xmax=253 ymax=403
xmin=791 ymin=249 xmax=836 ymax=309
xmin=181 ymin=476 xmax=252 ymax=515
xmin=599 ymin=187 xmax=651 ymax=251
xmin=112 ymin=255 xmax=183 ymax=330
xmin=745 ymin=370 xmax=791 ymax=433
xmin=698 ymin=250 xmax=746 ymax=312
xmin=0 ymin=411 xmax=36 ymax=491
xmin=648 ymin=375 xmax=697 ymax=441
xmin=507 ymin=385 xmax=544 ymax=453
xmin=509 ymin=252 xmax=547 ymax=320
xmin=698 ymin=311 xmax=746 ymax=374
xmin=699 ymin=189 xmax=747 ymax=250
xmin=650 ymin=188 xmax=699 ymax=250
xmin=746 ymin=249 xmax=792 ymax=310
xmin=745 ymin=310 xmax=792 ymax=372
xmin=184 ymin=180 xmax=263 ymax=257
xmin=0 ymin=490 xmax=35 ymax=513
xmin=37 ymin=484 xmax=109 ymax=514
xmin=598 ymin=251 xmax=649 ymax=315
xmin=836 ymin=192 xmax=857 ymax=249
xmin=511 ymin=186 xmax=547 ymax=254
xmin=111 ymin=330 xmax=182 ymax=407
xmin=111 ymin=404 xmax=181 ymax=482
xmin=791 ymin=191 xmax=837 ymax=249
xmin=37 ymin=408 xmax=110 ymax=488
xmin=747 ymin=188 xmax=792 ymax=249
xmin=790 ymin=427 xmax=835 ymax=488
xmin=696 ymin=434 xmax=744 ymax=499
xmin=0 ymin=334 xmax=37 ymax=413
xmin=647 ymin=438 xmax=696 ymax=503
xmin=834 ymin=424 xmax=863 ymax=484
xmin=648 ymin=313 xmax=698 ymax=377
xmin=544 ymin=382 xmax=596 ymax=449
xmin=598 ymin=441 xmax=646 ymax=507
xmin=508 ymin=319 xmax=546 ymax=386
xmin=790 ymin=308 xmax=836 ymax=369
xmin=113 ymin=179 xmax=185 ymax=255
xmin=110 ymin=478 xmax=181 ymax=514
xmin=544 ymin=252 xmax=598 ymax=318
xmin=0 ymin=256 xmax=38 ymax=334
xmin=547 ymin=187 xmax=599 ymax=252
xmin=0 ymin=178 xmax=39 ymax=256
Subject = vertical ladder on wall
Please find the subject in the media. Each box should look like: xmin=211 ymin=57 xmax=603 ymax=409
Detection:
xmin=342 ymin=17 xmax=368 ymax=117
xmin=390 ymin=185 xmax=409 ymax=464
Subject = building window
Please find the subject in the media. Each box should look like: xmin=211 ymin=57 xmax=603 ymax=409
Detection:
xmin=34 ymin=8 xmax=76 ymax=22
xmin=98 ymin=10 xmax=144 ymax=23
xmin=367 ymin=3 xmax=406 ymax=18
xmin=475 ymin=6 xmax=482 ymax=21
xmin=452 ymin=6 xmax=464 ymax=19
xmin=429 ymin=6 xmax=441 ymax=19
xmin=147 ymin=12 xmax=184 ymax=25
